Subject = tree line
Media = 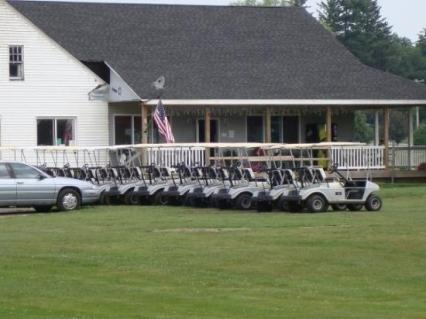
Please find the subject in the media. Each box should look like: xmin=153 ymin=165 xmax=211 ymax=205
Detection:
xmin=232 ymin=0 xmax=426 ymax=144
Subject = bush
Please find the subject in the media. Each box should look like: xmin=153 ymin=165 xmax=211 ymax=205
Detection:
xmin=418 ymin=163 xmax=426 ymax=171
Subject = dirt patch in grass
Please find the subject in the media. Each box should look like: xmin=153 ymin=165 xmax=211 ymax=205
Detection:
xmin=153 ymin=227 xmax=251 ymax=233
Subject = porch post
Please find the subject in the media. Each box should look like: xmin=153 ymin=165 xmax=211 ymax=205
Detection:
xmin=374 ymin=110 xmax=380 ymax=145
xmin=383 ymin=107 xmax=390 ymax=168
xmin=264 ymin=106 xmax=272 ymax=143
xmin=408 ymin=107 xmax=414 ymax=169
xmin=141 ymin=101 xmax=149 ymax=144
xmin=204 ymin=107 xmax=211 ymax=143
xmin=416 ymin=107 xmax=420 ymax=129
xmin=204 ymin=107 xmax=211 ymax=164
xmin=408 ymin=108 xmax=414 ymax=147
xmin=326 ymin=106 xmax=332 ymax=142
xmin=140 ymin=101 xmax=149 ymax=165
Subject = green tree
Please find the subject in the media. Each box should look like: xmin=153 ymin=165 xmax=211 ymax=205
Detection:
xmin=417 ymin=28 xmax=426 ymax=56
xmin=353 ymin=111 xmax=374 ymax=143
xmin=414 ymin=124 xmax=426 ymax=145
xmin=232 ymin=0 xmax=307 ymax=7
xmin=389 ymin=110 xmax=408 ymax=144
xmin=319 ymin=0 xmax=393 ymax=71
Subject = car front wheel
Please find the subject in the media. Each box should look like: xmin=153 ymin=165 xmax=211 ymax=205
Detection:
xmin=57 ymin=188 xmax=81 ymax=212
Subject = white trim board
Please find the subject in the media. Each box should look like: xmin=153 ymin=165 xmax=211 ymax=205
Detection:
xmin=144 ymin=99 xmax=426 ymax=106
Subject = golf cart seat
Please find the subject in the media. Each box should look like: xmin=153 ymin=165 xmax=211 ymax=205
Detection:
xmin=269 ymin=169 xmax=284 ymax=186
xmin=345 ymin=180 xmax=367 ymax=199
xmin=218 ymin=167 xmax=229 ymax=180
xmin=243 ymin=168 xmax=256 ymax=182
xmin=312 ymin=168 xmax=327 ymax=183
xmin=283 ymin=169 xmax=296 ymax=184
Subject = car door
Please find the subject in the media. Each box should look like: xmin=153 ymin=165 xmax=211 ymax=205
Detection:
xmin=0 ymin=163 xmax=17 ymax=206
xmin=9 ymin=163 xmax=56 ymax=205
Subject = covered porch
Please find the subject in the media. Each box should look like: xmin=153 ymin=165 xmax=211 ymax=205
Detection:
xmin=109 ymin=100 xmax=424 ymax=170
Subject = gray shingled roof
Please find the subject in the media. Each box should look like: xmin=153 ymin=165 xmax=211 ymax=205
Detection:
xmin=8 ymin=0 xmax=426 ymax=101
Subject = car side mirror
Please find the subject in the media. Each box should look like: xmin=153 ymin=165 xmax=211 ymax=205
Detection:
xmin=39 ymin=175 xmax=46 ymax=180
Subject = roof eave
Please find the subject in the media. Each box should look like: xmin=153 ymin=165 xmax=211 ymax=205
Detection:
xmin=143 ymin=99 xmax=426 ymax=106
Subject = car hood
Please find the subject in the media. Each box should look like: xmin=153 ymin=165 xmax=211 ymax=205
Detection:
xmin=51 ymin=177 xmax=95 ymax=188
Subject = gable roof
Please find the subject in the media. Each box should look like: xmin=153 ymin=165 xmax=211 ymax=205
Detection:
xmin=7 ymin=0 xmax=426 ymax=101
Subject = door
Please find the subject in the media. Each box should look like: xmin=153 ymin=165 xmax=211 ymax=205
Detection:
xmin=9 ymin=163 xmax=56 ymax=205
xmin=198 ymin=119 xmax=218 ymax=142
xmin=0 ymin=163 xmax=16 ymax=207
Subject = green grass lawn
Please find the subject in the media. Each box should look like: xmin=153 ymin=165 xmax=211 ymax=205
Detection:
xmin=0 ymin=185 xmax=426 ymax=319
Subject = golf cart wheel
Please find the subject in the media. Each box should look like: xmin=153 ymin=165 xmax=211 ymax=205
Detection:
xmin=182 ymin=193 xmax=191 ymax=206
xmin=332 ymin=204 xmax=347 ymax=211
xmin=277 ymin=198 xmax=290 ymax=212
xmin=190 ymin=197 xmax=207 ymax=208
xmin=33 ymin=205 xmax=52 ymax=213
xmin=257 ymin=201 xmax=273 ymax=213
xmin=124 ymin=190 xmax=141 ymax=205
xmin=235 ymin=193 xmax=252 ymax=210
xmin=306 ymin=194 xmax=329 ymax=213
xmin=365 ymin=194 xmax=382 ymax=212
xmin=288 ymin=202 xmax=303 ymax=213
xmin=153 ymin=191 xmax=168 ymax=206
xmin=99 ymin=191 xmax=108 ymax=205
xmin=57 ymin=188 xmax=81 ymax=212
xmin=347 ymin=204 xmax=363 ymax=212
xmin=217 ymin=199 xmax=230 ymax=210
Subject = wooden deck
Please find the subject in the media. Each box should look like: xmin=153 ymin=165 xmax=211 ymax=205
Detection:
xmin=344 ymin=170 xmax=426 ymax=182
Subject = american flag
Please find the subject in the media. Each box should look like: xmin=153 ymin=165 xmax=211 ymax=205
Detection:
xmin=153 ymin=99 xmax=175 ymax=143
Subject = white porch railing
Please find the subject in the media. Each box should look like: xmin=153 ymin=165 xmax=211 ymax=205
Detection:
xmin=331 ymin=146 xmax=385 ymax=170
xmin=391 ymin=146 xmax=426 ymax=169
xmin=146 ymin=147 xmax=206 ymax=167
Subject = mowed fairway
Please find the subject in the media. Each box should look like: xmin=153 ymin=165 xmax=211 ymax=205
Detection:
xmin=0 ymin=185 xmax=425 ymax=319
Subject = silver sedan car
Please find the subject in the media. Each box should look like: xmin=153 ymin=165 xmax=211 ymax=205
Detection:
xmin=0 ymin=161 xmax=101 ymax=212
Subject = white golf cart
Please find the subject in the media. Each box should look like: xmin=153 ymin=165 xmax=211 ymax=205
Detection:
xmin=281 ymin=163 xmax=383 ymax=213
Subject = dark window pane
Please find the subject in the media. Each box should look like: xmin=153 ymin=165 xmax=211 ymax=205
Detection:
xmin=9 ymin=64 xmax=18 ymax=77
xmin=57 ymin=119 xmax=74 ymax=146
xmin=115 ymin=116 xmax=132 ymax=145
xmin=0 ymin=164 xmax=11 ymax=179
xmin=133 ymin=116 xmax=141 ymax=144
xmin=10 ymin=163 xmax=41 ymax=179
xmin=247 ymin=116 xmax=263 ymax=142
xmin=37 ymin=119 xmax=54 ymax=146
xmin=283 ymin=116 xmax=299 ymax=143
xmin=198 ymin=119 xmax=205 ymax=142
xmin=271 ymin=116 xmax=282 ymax=143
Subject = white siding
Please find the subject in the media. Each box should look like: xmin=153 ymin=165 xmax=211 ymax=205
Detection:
xmin=0 ymin=0 xmax=109 ymax=149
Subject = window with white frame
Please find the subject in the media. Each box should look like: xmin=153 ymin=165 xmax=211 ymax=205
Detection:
xmin=37 ymin=118 xmax=75 ymax=146
xmin=9 ymin=46 xmax=24 ymax=80
xmin=114 ymin=115 xmax=141 ymax=145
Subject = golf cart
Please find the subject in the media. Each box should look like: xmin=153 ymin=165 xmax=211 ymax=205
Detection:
xmin=211 ymin=145 xmax=270 ymax=210
xmin=281 ymin=163 xmax=382 ymax=213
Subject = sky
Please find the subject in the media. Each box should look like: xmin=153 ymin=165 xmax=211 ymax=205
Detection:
xmin=39 ymin=0 xmax=426 ymax=42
